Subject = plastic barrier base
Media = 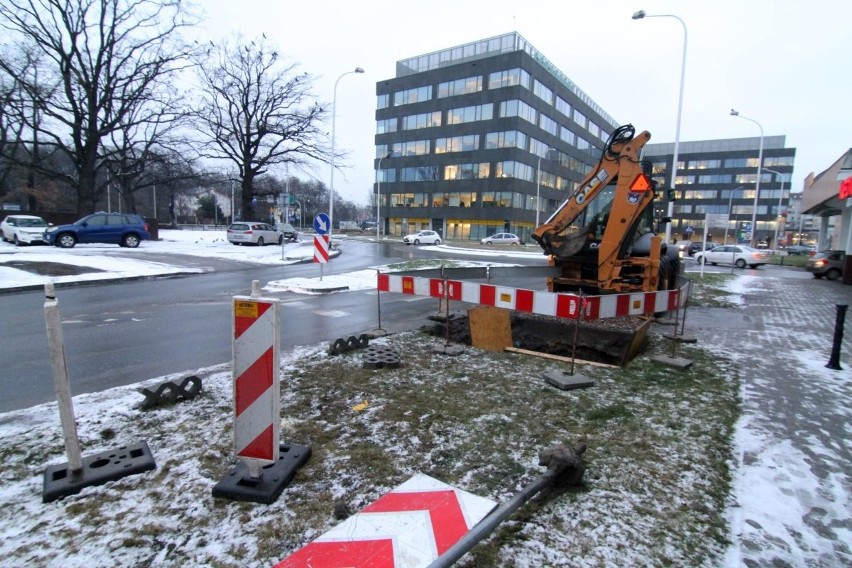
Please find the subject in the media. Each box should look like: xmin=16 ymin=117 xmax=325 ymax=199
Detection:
xmin=212 ymin=443 xmax=311 ymax=505
xmin=42 ymin=440 xmax=156 ymax=503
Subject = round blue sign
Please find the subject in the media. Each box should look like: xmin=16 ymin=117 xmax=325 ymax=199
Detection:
xmin=314 ymin=213 xmax=330 ymax=234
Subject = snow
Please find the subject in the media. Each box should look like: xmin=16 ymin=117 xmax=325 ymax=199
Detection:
xmin=0 ymin=230 xmax=848 ymax=566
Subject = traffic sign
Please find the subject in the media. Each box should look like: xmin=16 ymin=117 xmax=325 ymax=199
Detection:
xmin=274 ymin=473 xmax=496 ymax=567
xmin=314 ymin=213 xmax=330 ymax=235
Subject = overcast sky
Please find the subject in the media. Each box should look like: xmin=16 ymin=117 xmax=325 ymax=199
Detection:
xmin=199 ymin=0 xmax=851 ymax=206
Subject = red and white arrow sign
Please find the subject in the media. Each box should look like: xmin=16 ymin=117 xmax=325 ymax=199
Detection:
xmin=274 ymin=473 xmax=496 ymax=568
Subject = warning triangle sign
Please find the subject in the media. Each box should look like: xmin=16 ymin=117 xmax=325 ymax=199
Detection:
xmin=629 ymin=173 xmax=653 ymax=192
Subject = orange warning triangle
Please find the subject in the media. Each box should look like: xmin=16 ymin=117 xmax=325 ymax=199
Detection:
xmin=629 ymin=173 xmax=653 ymax=191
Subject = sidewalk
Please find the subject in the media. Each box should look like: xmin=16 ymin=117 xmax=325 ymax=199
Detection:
xmin=678 ymin=269 xmax=852 ymax=566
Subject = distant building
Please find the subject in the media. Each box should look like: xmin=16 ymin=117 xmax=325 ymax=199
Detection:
xmin=373 ymin=32 xmax=619 ymax=242
xmin=801 ymin=149 xmax=852 ymax=252
xmin=642 ymin=136 xmax=797 ymax=247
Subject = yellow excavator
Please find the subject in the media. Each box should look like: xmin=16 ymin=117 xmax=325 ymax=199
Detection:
xmin=532 ymin=124 xmax=681 ymax=294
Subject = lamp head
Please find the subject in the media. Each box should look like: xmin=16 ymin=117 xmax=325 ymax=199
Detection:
xmin=632 ymin=10 xmax=646 ymax=19
xmin=355 ymin=67 xmax=365 ymax=73
xmin=730 ymin=109 xmax=739 ymax=116
xmin=384 ymin=150 xmax=393 ymax=158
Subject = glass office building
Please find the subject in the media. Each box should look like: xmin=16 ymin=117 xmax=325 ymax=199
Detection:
xmin=643 ymin=137 xmax=797 ymax=246
xmin=374 ymin=32 xmax=620 ymax=243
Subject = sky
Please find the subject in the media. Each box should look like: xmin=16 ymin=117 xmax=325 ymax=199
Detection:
xmin=191 ymin=0 xmax=851 ymax=206
xmin=0 ymin=232 xmax=848 ymax=565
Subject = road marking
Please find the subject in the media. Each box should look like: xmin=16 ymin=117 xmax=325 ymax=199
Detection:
xmin=315 ymin=310 xmax=350 ymax=318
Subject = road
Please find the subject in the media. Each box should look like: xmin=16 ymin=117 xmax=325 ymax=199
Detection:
xmin=0 ymin=239 xmax=546 ymax=413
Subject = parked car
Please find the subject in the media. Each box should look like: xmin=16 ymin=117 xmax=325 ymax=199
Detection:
xmin=694 ymin=245 xmax=769 ymax=269
xmin=45 ymin=212 xmax=149 ymax=248
xmin=1 ymin=214 xmax=50 ymax=245
xmin=227 ymin=222 xmax=283 ymax=245
xmin=276 ymin=222 xmax=298 ymax=241
xmin=687 ymin=241 xmax=719 ymax=256
xmin=806 ymin=250 xmax=845 ymax=280
xmin=403 ymin=230 xmax=441 ymax=245
xmin=786 ymin=244 xmax=816 ymax=256
xmin=480 ymin=232 xmax=522 ymax=246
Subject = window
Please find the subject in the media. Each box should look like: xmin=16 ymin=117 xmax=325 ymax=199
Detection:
xmin=697 ymin=174 xmax=732 ymax=184
xmin=539 ymin=114 xmax=558 ymax=136
xmin=444 ymin=163 xmax=490 ymax=180
xmin=573 ymin=109 xmax=587 ymax=128
xmin=495 ymin=161 xmax=533 ymax=182
xmin=447 ymin=103 xmax=493 ymax=124
xmin=588 ymin=121 xmax=601 ymax=139
xmin=393 ymin=140 xmax=431 ymax=156
xmin=480 ymin=191 xmax=513 ymax=207
xmin=488 ymin=68 xmax=530 ymax=89
xmin=402 ymin=111 xmax=441 ymax=130
xmin=485 ymin=130 xmax=527 ymax=150
xmin=555 ymin=96 xmax=571 ymax=118
xmin=376 ymin=118 xmax=397 ymax=134
xmin=377 ymin=94 xmax=389 ymax=110
xmin=764 ymin=156 xmax=794 ymax=167
xmin=393 ymin=86 xmax=432 ymax=106
xmin=688 ymin=159 xmax=722 ymax=169
xmin=435 ymin=135 xmax=479 ymax=154
xmin=559 ymin=126 xmax=576 ymax=145
xmin=400 ymin=166 xmax=439 ymax=182
xmin=499 ymin=99 xmax=536 ymax=124
xmin=533 ymin=79 xmax=553 ymax=104
xmin=437 ymin=76 xmax=483 ymax=98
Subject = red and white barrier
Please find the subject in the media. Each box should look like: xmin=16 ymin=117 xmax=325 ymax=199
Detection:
xmin=274 ymin=473 xmax=496 ymax=567
xmin=232 ymin=294 xmax=280 ymax=474
xmin=377 ymin=273 xmax=685 ymax=321
xmin=313 ymin=234 xmax=330 ymax=263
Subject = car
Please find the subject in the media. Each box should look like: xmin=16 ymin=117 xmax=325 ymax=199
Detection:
xmin=806 ymin=250 xmax=845 ymax=280
xmin=1 ymin=214 xmax=50 ymax=245
xmin=276 ymin=222 xmax=298 ymax=241
xmin=45 ymin=212 xmax=149 ymax=248
xmin=227 ymin=222 xmax=283 ymax=245
xmin=687 ymin=241 xmax=718 ymax=256
xmin=786 ymin=244 xmax=816 ymax=256
xmin=694 ymin=245 xmax=769 ymax=269
xmin=480 ymin=232 xmax=522 ymax=246
xmin=402 ymin=230 xmax=441 ymax=245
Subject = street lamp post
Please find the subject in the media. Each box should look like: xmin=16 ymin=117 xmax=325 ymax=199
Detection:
xmin=329 ymin=67 xmax=365 ymax=237
xmin=376 ymin=150 xmax=392 ymax=241
xmin=763 ymin=168 xmax=786 ymax=251
xmin=730 ymin=109 xmax=764 ymax=247
xmin=536 ymin=155 xmax=543 ymax=228
xmin=724 ymin=186 xmax=744 ymax=245
xmin=633 ymin=9 xmax=687 ymax=245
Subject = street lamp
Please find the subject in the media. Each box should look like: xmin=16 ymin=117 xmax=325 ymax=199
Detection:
xmin=633 ymin=9 xmax=687 ymax=245
xmin=724 ymin=186 xmax=744 ymax=245
xmin=730 ymin=109 xmax=764 ymax=247
xmin=329 ymin=67 xmax=365 ymax=237
xmin=535 ymin=148 xmax=556 ymax=228
xmin=763 ymin=168 xmax=786 ymax=251
xmin=376 ymin=150 xmax=392 ymax=241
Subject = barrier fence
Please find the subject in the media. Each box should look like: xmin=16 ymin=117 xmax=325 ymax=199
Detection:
xmin=376 ymin=273 xmax=686 ymax=321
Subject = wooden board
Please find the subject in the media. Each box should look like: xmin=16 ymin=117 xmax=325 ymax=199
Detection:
xmin=468 ymin=306 xmax=512 ymax=352
xmin=505 ymin=346 xmax=620 ymax=368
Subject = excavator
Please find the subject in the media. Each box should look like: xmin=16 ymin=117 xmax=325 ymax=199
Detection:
xmin=531 ymin=124 xmax=681 ymax=295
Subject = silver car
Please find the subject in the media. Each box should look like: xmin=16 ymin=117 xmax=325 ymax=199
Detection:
xmin=694 ymin=245 xmax=769 ymax=269
xmin=480 ymin=232 xmax=521 ymax=246
xmin=403 ymin=230 xmax=441 ymax=245
xmin=226 ymin=222 xmax=283 ymax=246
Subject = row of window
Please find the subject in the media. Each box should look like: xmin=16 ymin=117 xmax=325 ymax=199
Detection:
xmin=672 ymin=173 xmax=791 ymax=185
xmin=378 ymin=159 xmax=577 ymax=191
xmin=378 ymin=67 xmax=609 ymax=143
xmin=381 ymin=191 xmax=560 ymax=212
xmin=652 ymin=156 xmax=795 ymax=172
xmin=674 ymin=204 xmax=786 ymax=216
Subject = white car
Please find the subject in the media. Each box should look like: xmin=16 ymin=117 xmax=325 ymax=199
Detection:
xmin=226 ymin=222 xmax=283 ymax=245
xmin=694 ymin=245 xmax=769 ymax=269
xmin=403 ymin=230 xmax=441 ymax=245
xmin=0 ymin=214 xmax=50 ymax=245
xmin=481 ymin=232 xmax=521 ymax=246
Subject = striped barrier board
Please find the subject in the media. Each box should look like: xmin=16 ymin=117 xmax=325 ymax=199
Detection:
xmin=314 ymin=234 xmax=330 ymax=263
xmin=274 ymin=473 xmax=496 ymax=567
xmin=232 ymin=296 xmax=280 ymax=466
xmin=377 ymin=273 xmax=684 ymax=321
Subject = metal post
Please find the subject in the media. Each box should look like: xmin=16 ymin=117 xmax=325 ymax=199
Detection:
xmin=329 ymin=67 xmax=364 ymax=238
xmin=826 ymin=304 xmax=847 ymax=370
xmin=377 ymin=150 xmax=392 ymax=241
xmin=375 ymin=269 xmax=384 ymax=332
xmin=569 ymin=292 xmax=585 ymax=375
xmin=763 ymin=168 xmax=786 ymax=251
xmin=43 ymin=283 xmax=83 ymax=473
xmin=730 ymin=110 xmax=764 ymax=247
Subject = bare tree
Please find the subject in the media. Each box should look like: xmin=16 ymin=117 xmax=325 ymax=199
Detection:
xmin=0 ymin=0 xmax=198 ymax=215
xmin=193 ymin=35 xmax=329 ymax=220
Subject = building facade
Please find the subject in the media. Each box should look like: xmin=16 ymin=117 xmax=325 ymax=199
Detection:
xmin=643 ymin=137 xmax=797 ymax=247
xmin=373 ymin=32 xmax=620 ymax=243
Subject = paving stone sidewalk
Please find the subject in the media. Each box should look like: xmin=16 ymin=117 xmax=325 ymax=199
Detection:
xmin=675 ymin=269 xmax=851 ymax=567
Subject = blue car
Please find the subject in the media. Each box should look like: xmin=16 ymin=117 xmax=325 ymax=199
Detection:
xmin=45 ymin=212 xmax=149 ymax=248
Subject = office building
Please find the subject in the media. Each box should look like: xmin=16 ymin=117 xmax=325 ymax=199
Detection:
xmin=643 ymin=137 xmax=796 ymax=246
xmin=373 ymin=32 xmax=620 ymax=242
